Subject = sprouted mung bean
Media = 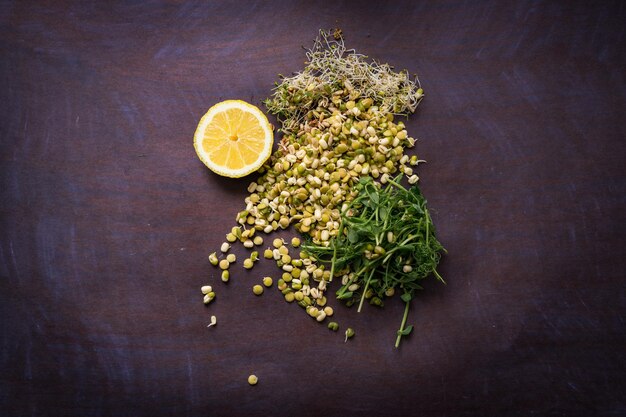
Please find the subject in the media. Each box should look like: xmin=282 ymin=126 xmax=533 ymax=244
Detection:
xmin=345 ymin=327 xmax=355 ymax=342
xmin=253 ymin=284 xmax=264 ymax=296
xmin=203 ymin=291 xmax=216 ymax=305
xmin=247 ymin=374 xmax=258 ymax=385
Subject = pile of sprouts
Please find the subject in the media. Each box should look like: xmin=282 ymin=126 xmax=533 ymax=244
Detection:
xmin=203 ymin=30 xmax=440 ymax=348
xmin=264 ymin=30 xmax=423 ymax=136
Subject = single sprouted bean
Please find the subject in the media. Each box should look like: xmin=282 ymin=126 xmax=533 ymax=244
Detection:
xmin=316 ymin=311 xmax=327 ymax=322
xmin=203 ymin=292 xmax=216 ymax=304
xmin=253 ymin=284 xmax=264 ymax=295
xmin=207 ymin=315 xmax=217 ymax=327
xmin=345 ymin=328 xmax=355 ymax=342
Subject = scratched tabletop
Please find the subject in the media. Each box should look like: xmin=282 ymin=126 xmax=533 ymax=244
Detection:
xmin=1 ymin=1 xmax=624 ymax=416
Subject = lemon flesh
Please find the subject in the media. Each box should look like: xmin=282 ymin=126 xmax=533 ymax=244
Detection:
xmin=194 ymin=100 xmax=273 ymax=178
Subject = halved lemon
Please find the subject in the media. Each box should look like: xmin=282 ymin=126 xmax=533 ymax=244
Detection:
xmin=193 ymin=100 xmax=273 ymax=178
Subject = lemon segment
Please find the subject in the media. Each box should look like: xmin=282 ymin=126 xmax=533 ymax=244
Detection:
xmin=194 ymin=100 xmax=273 ymax=178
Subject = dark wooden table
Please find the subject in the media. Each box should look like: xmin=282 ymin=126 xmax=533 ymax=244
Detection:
xmin=1 ymin=1 xmax=624 ymax=416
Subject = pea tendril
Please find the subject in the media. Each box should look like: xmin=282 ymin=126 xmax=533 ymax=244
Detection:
xmin=303 ymin=174 xmax=446 ymax=347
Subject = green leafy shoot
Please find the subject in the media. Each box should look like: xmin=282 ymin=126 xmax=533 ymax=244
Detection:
xmin=302 ymin=174 xmax=446 ymax=347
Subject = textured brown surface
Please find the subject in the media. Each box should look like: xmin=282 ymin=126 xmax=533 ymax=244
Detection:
xmin=1 ymin=1 xmax=625 ymax=416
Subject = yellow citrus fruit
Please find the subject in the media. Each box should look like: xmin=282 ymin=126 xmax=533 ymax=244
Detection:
xmin=193 ymin=100 xmax=273 ymax=178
